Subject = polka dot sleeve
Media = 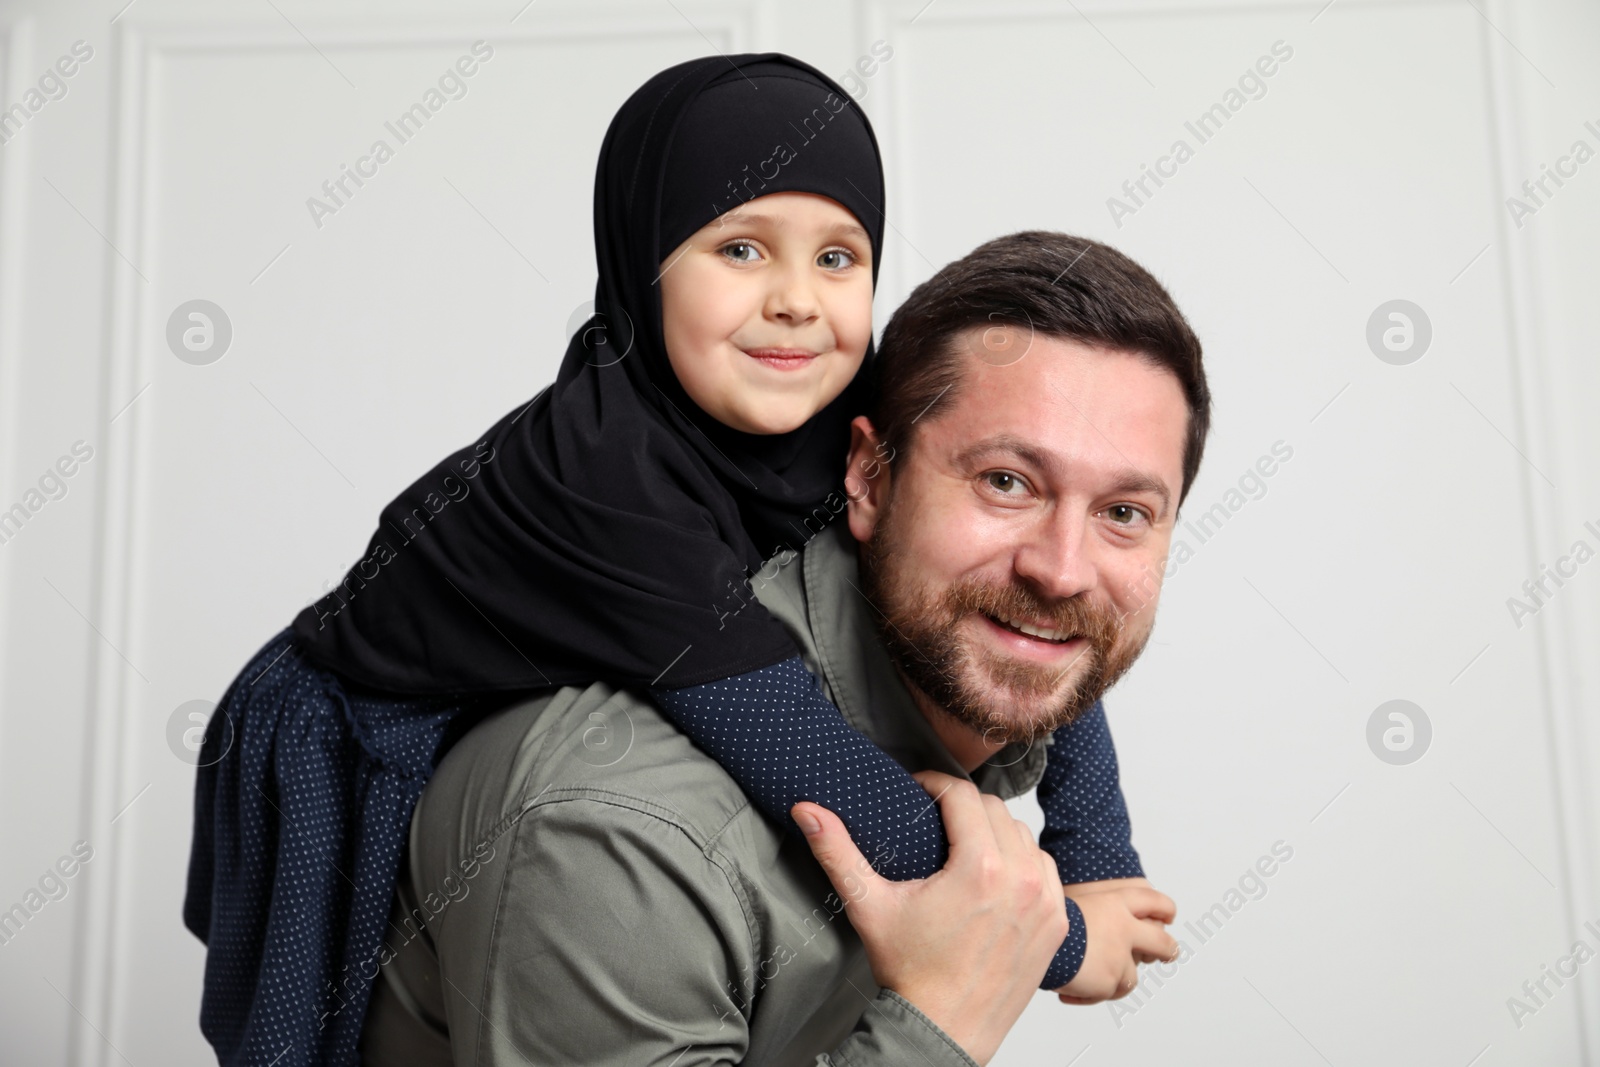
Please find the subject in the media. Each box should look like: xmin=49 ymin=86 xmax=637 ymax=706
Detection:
xmin=1037 ymin=699 xmax=1146 ymax=884
xmin=650 ymin=654 xmax=1137 ymax=990
xmin=651 ymin=656 xmax=950 ymax=878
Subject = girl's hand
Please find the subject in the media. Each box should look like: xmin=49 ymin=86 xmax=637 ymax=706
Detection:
xmin=1054 ymin=877 xmax=1179 ymax=1004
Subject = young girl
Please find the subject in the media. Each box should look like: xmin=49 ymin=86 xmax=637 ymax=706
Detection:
xmin=184 ymin=52 xmax=1143 ymax=1067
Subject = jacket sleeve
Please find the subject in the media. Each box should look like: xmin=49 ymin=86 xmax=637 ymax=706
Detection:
xmin=814 ymin=990 xmax=979 ymax=1067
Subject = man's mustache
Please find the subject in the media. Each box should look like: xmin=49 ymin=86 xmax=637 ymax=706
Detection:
xmin=940 ymin=579 xmax=1123 ymax=650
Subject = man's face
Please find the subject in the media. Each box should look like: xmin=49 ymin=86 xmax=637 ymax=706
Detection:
xmin=847 ymin=327 xmax=1189 ymax=745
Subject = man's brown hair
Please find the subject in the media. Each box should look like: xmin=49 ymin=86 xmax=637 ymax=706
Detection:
xmin=872 ymin=231 xmax=1211 ymax=507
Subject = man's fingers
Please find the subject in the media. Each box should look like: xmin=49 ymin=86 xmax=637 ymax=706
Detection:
xmin=909 ymin=768 xmax=959 ymax=795
xmin=981 ymin=793 xmax=1027 ymax=861
xmin=910 ymin=770 xmax=998 ymax=858
xmin=791 ymin=802 xmax=884 ymax=905
xmin=904 ymin=771 xmax=1048 ymax=880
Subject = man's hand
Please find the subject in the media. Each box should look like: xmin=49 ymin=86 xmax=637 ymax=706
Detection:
xmin=1054 ymin=876 xmax=1179 ymax=1005
xmin=791 ymin=770 xmax=1066 ymax=1067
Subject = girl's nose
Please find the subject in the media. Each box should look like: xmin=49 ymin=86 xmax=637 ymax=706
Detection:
xmin=765 ymin=268 xmax=820 ymax=325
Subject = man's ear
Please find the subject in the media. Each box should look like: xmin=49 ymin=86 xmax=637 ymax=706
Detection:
xmin=843 ymin=415 xmax=891 ymax=545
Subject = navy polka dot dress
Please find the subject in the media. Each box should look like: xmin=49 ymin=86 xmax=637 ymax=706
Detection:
xmin=185 ymin=633 xmax=1139 ymax=1065
xmin=184 ymin=628 xmax=492 ymax=1067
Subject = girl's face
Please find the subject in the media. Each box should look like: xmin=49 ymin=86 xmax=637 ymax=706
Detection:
xmin=658 ymin=191 xmax=873 ymax=435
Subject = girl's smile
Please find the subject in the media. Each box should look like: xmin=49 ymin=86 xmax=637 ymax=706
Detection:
xmin=743 ymin=346 xmax=821 ymax=370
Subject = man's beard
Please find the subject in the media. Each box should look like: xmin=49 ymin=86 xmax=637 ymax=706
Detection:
xmin=859 ymin=499 xmax=1153 ymax=745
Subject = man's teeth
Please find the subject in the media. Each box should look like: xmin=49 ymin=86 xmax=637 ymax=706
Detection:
xmin=995 ymin=614 xmax=1074 ymax=642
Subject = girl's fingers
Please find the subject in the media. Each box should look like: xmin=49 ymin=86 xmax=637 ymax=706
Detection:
xmin=1131 ymin=916 xmax=1180 ymax=964
xmin=1125 ymin=886 xmax=1178 ymax=924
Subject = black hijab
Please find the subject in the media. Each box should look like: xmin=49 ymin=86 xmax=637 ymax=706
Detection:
xmin=290 ymin=53 xmax=886 ymax=694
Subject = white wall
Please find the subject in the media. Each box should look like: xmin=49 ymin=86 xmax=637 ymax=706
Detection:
xmin=0 ymin=0 xmax=1594 ymax=1064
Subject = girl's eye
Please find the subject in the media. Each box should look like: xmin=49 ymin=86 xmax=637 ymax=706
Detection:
xmin=817 ymin=248 xmax=856 ymax=271
xmin=983 ymin=471 xmax=1028 ymax=496
xmin=720 ymin=242 xmax=762 ymax=263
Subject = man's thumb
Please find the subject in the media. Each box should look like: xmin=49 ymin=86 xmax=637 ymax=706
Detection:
xmin=791 ymin=802 xmax=876 ymax=894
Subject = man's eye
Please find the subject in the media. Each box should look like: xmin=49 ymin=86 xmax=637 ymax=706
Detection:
xmin=817 ymin=248 xmax=856 ymax=270
xmin=985 ymin=471 xmax=1026 ymax=495
xmin=1106 ymin=504 xmax=1148 ymax=526
xmin=720 ymin=242 xmax=761 ymax=263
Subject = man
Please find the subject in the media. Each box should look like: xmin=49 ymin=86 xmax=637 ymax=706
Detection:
xmin=359 ymin=229 xmax=1210 ymax=1065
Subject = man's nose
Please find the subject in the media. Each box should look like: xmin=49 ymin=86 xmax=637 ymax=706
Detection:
xmin=1012 ymin=507 xmax=1097 ymax=602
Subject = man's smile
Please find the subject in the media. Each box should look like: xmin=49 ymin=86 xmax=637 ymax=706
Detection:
xmin=974 ymin=611 xmax=1091 ymax=665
